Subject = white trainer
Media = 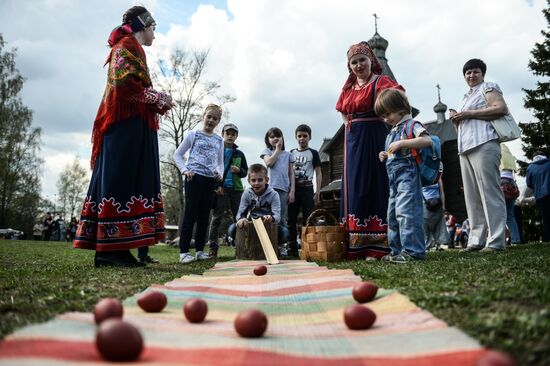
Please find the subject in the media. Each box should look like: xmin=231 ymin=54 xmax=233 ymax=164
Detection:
xmin=195 ymin=251 xmax=210 ymax=261
xmin=179 ymin=253 xmax=195 ymax=264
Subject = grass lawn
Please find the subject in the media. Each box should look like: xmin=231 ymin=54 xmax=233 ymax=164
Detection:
xmin=1 ymin=240 xmax=549 ymax=365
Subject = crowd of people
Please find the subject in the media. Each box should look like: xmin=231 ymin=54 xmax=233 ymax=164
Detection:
xmin=63 ymin=6 xmax=548 ymax=267
xmin=32 ymin=213 xmax=78 ymax=242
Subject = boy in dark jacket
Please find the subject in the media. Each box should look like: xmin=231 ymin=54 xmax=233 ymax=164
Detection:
xmin=207 ymin=123 xmax=248 ymax=257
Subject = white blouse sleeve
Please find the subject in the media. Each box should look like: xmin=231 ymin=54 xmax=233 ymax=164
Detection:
xmin=173 ymin=131 xmax=195 ymax=174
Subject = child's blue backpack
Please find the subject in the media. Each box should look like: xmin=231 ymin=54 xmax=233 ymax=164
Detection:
xmin=404 ymin=119 xmax=443 ymax=186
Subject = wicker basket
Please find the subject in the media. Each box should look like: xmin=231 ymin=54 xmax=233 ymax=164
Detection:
xmin=300 ymin=209 xmax=345 ymax=262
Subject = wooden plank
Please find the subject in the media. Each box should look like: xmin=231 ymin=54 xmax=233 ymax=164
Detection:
xmin=252 ymin=218 xmax=280 ymax=265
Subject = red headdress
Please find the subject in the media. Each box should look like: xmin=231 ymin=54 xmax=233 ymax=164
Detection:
xmin=90 ymin=25 xmax=159 ymax=168
xmin=342 ymin=41 xmax=383 ymax=90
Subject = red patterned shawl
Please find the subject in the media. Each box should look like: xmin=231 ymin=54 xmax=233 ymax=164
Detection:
xmin=90 ymin=27 xmax=160 ymax=168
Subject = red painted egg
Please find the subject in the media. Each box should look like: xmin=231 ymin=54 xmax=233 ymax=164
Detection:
xmin=352 ymin=282 xmax=378 ymax=303
xmin=234 ymin=309 xmax=268 ymax=338
xmin=137 ymin=290 xmax=167 ymax=313
xmin=93 ymin=298 xmax=123 ymax=325
xmin=183 ymin=298 xmax=208 ymax=323
xmin=475 ymin=350 xmax=517 ymax=366
xmin=96 ymin=319 xmax=143 ymax=361
xmin=343 ymin=304 xmax=376 ymax=330
xmin=253 ymin=265 xmax=268 ymax=276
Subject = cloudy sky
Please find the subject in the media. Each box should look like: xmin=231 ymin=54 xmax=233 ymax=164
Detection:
xmin=0 ymin=0 xmax=547 ymax=198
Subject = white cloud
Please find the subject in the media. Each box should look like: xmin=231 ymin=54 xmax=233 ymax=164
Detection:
xmin=0 ymin=0 xmax=547 ymax=197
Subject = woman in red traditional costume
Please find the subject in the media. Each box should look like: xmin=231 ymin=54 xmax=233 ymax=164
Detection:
xmin=74 ymin=6 xmax=174 ymax=267
xmin=335 ymin=41 xmax=404 ymax=260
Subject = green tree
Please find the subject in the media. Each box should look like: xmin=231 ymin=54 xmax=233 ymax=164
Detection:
xmin=519 ymin=2 xmax=550 ymax=166
xmin=517 ymin=2 xmax=550 ymax=243
xmin=152 ymin=49 xmax=235 ymax=224
xmin=0 ymin=34 xmax=42 ymax=236
xmin=56 ymin=157 xmax=88 ymax=221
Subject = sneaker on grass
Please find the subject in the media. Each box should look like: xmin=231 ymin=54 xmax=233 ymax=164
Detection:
xmin=195 ymin=251 xmax=210 ymax=261
xmin=390 ymin=252 xmax=421 ymax=264
xmin=179 ymin=253 xmax=195 ymax=264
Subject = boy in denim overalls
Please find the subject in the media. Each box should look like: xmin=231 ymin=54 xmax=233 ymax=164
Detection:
xmin=375 ymin=89 xmax=432 ymax=263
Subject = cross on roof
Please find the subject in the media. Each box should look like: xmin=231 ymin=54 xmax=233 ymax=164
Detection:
xmin=373 ymin=13 xmax=379 ymax=33
xmin=436 ymin=84 xmax=442 ymax=102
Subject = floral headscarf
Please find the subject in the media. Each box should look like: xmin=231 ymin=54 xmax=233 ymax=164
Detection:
xmin=342 ymin=41 xmax=383 ymax=90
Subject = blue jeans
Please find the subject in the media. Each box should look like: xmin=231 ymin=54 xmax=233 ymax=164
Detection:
xmin=505 ymin=198 xmax=521 ymax=244
xmin=228 ymin=222 xmax=289 ymax=246
xmin=274 ymin=189 xmax=289 ymax=228
xmin=386 ymin=158 xmax=426 ymax=259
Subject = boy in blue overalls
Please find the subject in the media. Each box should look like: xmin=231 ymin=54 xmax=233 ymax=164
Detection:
xmin=376 ymin=88 xmax=432 ymax=263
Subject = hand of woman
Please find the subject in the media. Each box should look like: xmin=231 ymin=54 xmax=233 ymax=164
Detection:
xmin=164 ymin=94 xmax=176 ymax=109
xmin=237 ymin=218 xmax=248 ymax=228
xmin=450 ymin=110 xmax=472 ymax=123
xmin=379 ymin=151 xmax=388 ymax=162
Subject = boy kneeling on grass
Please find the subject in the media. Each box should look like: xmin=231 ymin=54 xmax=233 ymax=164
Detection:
xmin=227 ymin=164 xmax=289 ymax=255
xmin=376 ymin=88 xmax=432 ymax=263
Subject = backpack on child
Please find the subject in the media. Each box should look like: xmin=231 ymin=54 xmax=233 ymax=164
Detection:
xmin=404 ymin=119 xmax=443 ymax=187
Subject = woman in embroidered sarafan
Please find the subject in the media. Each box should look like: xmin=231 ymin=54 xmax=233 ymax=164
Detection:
xmin=74 ymin=6 xmax=174 ymax=267
xmin=336 ymin=41 xmax=404 ymax=260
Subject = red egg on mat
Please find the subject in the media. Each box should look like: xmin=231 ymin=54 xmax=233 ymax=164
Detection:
xmin=93 ymin=298 xmax=123 ymax=325
xmin=96 ymin=319 xmax=143 ymax=361
xmin=183 ymin=298 xmax=208 ymax=323
xmin=475 ymin=350 xmax=517 ymax=366
xmin=253 ymin=265 xmax=267 ymax=276
xmin=343 ymin=304 xmax=376 ymax=330
xmin=137 ymin=290 xmax=167 ymax=313
xmin=234 ymin=309 xmax=268 ymax=338
xmin=352 ymin=282 xmax=378 ymax=303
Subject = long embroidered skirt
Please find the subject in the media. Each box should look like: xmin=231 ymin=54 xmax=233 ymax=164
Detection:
xmin=341 ymin=120 xmax=390 ymax=259
xmin=74 ymin=116 xmax=165 ymax=251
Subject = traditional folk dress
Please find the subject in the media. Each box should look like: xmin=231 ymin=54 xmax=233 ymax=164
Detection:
xmin=74 ymin=26 xmax=170 ymax=252
xmin=336 ymin=74 xmax=403 ymax=259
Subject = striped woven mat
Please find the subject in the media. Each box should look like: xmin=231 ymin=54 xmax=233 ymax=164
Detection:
xmin=0 ymin=260 xmax=489 ymax=365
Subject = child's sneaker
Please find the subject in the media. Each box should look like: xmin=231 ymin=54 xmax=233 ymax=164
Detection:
xmin=195 ymin=251 xmax=210 ymax=261
xmin=279 ymin=245 xmax=288 ymax=257
xmin=390 ymin=252 xmax=420 ymax=264
xmin=389 ymin=254 xmax=409 ymax=264
xmin=179 ymin=252 xmax=195 ymax=264
xmin=225 ymin=234 xmax=235 ymax=247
